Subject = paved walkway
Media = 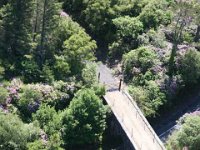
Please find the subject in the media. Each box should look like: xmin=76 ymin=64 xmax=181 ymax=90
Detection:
xmin=98 ymin=63 xmax=165 ymax=150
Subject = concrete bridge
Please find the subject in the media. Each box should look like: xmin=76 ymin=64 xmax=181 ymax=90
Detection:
xmin=98 ymin=63 xmax=166 ymax=150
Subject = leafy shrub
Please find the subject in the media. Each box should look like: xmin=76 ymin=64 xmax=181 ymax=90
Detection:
xmin=183 ymin=32 xmax=193 ymax=43
xmin=63 ymin=30 xmax=96 ymax=75
xmin=132 ymin=71 xmax=157 ymax=86
xmin=113 ymin=16 xmax=143 ymax=39
xmin=129 ymin=81 xmax=166 ymax=117
xmin=166 ymin=114 xmax=200 ymax=150
xmin=27 ymin=140 xmax=46 ymax=150
xmin=21 ymin=58 xmax=41 ymax=83
xmin=53 ymin=55 xmax=70 ymax=81
xmin=137 ymin=33 xmax=150 ymax=46
xmin=139 ymin=0 xmax=172 ymax=29
xmin=0 ymin=64 xmax=5 ymax=80
xmin=33 ymin=104 xmax=62 ymax=135
xmin=0 ymin=112 xmax=40 ymax=150
xmin=108 ymin=40 xmax=131 ymax=59
xmin=41 ymin=64 xmax=54 ymax=84
xmin=0 ymin=86 xmax=9 ymax=104
xmin=47 ymin=133 xmax=64 ymax=150
xmin=81 ymin=62 xmax=97 ymax=87
xmin=147 ymin=29 xmax=167 ymax=48
xmin=122 ymin=46 xmax=158 ymax=80
xmin=179 ymin=49 xmax=200 ymax=85
xmin=92 ymin=84 xmax=106 ymax=97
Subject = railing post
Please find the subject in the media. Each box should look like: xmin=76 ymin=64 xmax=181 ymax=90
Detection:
xmin=118 ymin=79 xmax=122 ymax=91
xmin=98 ymin=72 xmax=100 ymax=83
xmin=131 ymin=128 xmax=133 ymax=137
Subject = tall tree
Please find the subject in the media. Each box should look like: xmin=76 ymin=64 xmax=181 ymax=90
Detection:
xmin=0 ymin=0 xmax=34 ymax=76
xmin=35 ymin=0 xmax=61 ymax=67
xmin=168 ymin=0 xmax=195 ymax=77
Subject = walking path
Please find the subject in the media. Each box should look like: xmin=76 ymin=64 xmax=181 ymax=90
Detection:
xmin=98 ymin=63 xmax=165 ymax=150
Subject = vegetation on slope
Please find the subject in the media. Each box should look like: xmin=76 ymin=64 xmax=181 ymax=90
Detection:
xmin=0 ymin=0 xmax=200 ymax=149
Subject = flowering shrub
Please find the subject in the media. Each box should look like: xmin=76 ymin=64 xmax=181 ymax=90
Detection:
xmin=18 ymin=86 xmax=43 ymax=117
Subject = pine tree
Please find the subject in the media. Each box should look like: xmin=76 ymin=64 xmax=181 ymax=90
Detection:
xmin=0 ymin=0 xmax=34 ymax=76
xmin=35 ymin=0 xmax=61 ymax=67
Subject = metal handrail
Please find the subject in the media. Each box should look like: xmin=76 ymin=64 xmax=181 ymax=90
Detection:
xmin=122 ymin=90 xmax=166 ymax=150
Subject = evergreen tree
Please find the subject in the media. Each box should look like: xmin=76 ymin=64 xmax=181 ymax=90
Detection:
xmin=0 ymin=0 xmax=34 ymax=77
xmin=35 ymin=0 xmax=61 ymax=67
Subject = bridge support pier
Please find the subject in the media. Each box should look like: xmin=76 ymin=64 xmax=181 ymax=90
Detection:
xmin=108 ymin=113 xmax=135 ymax=150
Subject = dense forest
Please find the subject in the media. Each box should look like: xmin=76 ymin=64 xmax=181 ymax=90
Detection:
xmin=0 ymin=0 xmax=200 ymax=149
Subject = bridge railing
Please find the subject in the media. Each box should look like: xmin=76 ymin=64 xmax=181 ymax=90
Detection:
xmin=121 ymin=90 xmax=166 ymax=150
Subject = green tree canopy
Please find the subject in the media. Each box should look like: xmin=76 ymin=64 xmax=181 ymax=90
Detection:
xmin=113 ymin=16 xmax=143 ymax=39
xmin=179 ymin=49 xmax=200 ymax=85
xmin=62 ymin=89 xmax=107 ymax=148
xmin=167 ymin=114 xmax=200 ymax=150
xmin=139 ymin=0 xmax=172 ymax=29
xmin=0 ymin=112 xmax=39 ymax=150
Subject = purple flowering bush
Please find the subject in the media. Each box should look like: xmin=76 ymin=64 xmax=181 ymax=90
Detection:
xmin=15 ymin=81 xmax=77 ymax=119
xmin=18 ymin=86 xmax=43 ymax=118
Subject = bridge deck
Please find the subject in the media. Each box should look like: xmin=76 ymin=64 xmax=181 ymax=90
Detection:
xmin=98 ymin=63 xmax=165 ymax=150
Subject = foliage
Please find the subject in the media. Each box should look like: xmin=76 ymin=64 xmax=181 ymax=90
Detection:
xmin=62 ymin=89 xmax=107 ymax=148
xmin=41 ymin=64 xmax=54 ymax=84
xmin=113 ymin=16 xmax=143 ymax=39
xmin=21 ymin=57 xmax=41 ymax=83
xmin=129 ymin=81 xmax=166 ymax=117
xmin=0 ymin=86 xmax=9 ymax=104
xmin=0 ymin=0 xmax=35 ymax=77
xmin=166 ymin=114 xmax=200 ymax=150
xmin=0 ymin=63 xmax=5 ymax=80
xmin=1 ymin=0 xmax=200 ymax=148
xmin=81 ymin=62 xmax=97 ymax=87
xmin=27 ymin=140 xmax=46 ymax=150
xmin=53 ymin=55 xmax=70 ymax=80
xmin=63 ymin=30 xmax=96 ymax=74
xmin=18 ymin=86 xmax=42 ymax=119
xmin=122 ymin=46 xmax=158 ymax=80
xmin=168 ymin=0 xmax=197 ymax=76
xmin=47 ymin=133 xmax=64 ymax=150
xmin=179 ymin=49 xmax=200 ymax=85
xmin=0 ymin=112 xmax=39 ymax=150
xmin=139 ymin=0 xmax=172 ymax=29
xmin=92 ymin=84 xmax=106 ymax=97
xmin=33 ymin=104 xmax=62 ymax=135
xmin=146 ymin=29 xmax=167 ymax=48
